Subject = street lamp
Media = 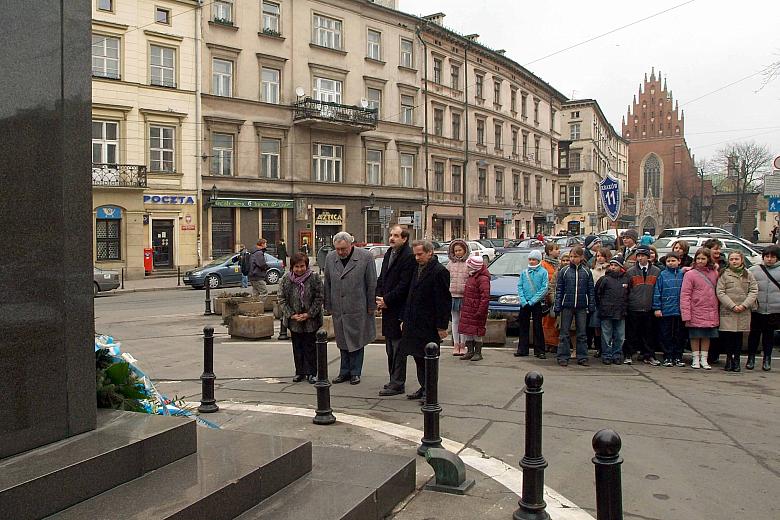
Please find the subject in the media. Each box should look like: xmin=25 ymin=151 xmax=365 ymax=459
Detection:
xmin=361 ymin=191 xmax=376 ymax=213
xmin=208 ymin=184 xmax=218 ymax=207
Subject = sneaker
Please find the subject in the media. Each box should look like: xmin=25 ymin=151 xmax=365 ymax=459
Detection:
xmin=602 ymin=358 xmax=612 ymax=365
xmin=674 ymin=359 xmax=686 ymax=367
xmin=643 ymin=358 xmax=661 ymax=366
xmin=577 ymin=359 xmax=589 ymax=366
xmin=557 ymin=359 xmax=569 ymax=367
xmin=662 ymin=359 xmax=673 ymax=367
xmin=623 ymin=357 xmax=633 ymax=365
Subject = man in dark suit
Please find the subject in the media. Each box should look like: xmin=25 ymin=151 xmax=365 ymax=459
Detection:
xmin=376 ymin=226 xmax=416 ymax=396
xmin=400 ymin=240 xmax=451 ymax=401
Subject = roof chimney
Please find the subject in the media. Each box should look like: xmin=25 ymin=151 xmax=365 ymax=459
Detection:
xmin=422 ymin=12 xmax=445 ymax=25
xmin=465 ymin=34 xmax=480 ymax=42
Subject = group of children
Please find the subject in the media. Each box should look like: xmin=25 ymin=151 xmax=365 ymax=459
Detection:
xmin=516 ymin=232 xmax=778 ymax=372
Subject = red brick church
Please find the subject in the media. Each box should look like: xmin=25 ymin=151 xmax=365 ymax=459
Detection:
xmin=622 ymin=68 xmax=699 ymax=233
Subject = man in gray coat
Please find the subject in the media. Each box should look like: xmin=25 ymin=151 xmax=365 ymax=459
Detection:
xmin=323 ymin=232 xmax=377 ymax=385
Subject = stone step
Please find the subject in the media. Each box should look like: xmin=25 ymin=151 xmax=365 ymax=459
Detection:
xmin=236 ymin=446 xmax=416 ymax=520
xmin=47 ymin=428 xmax=311 ymax=520
xmin=0 ymin=410 xmax=197 ymax=520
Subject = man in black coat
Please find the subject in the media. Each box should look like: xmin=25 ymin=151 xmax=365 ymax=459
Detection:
xmin=400 ymin=240 xmax=451 ymax=401
xmin=376 ymin=226 xmax=416 ymax=396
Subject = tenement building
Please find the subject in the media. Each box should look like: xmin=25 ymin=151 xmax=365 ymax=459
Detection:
xmin=558 ymin=99 xmax=629 ymax=235
xmin=91 ymin=0 xmax=200 ymax=278
xmin=622 ymin=67 xmax=699 ymax=233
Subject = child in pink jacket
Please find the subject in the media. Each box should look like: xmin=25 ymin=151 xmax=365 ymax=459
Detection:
xmin=680 ymin=247 xmax=720 ymax=369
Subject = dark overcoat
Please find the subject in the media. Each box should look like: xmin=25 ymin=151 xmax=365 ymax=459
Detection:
xmin=376 ymin=243 xmax=415 ymax=339
xmin=400 ymin=256 xmax=451 ymax=357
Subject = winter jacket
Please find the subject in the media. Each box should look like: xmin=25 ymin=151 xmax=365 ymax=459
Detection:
xmin=517 ymin=264 xmax=549 ymax=307
xmin=447 ymin=239 xmax=470 ymax=297
xmin=400 ymin=256 xmax=451 ymax=356
xmin=376 ymin=243 xmax=415 ymax=339
xmin=248 ymin=248 xmax=268 ymax=280
xmin=626 ymin=263 xmax=660 ymax=313
xmin=652 ymin=267 xmax=684 ymax=317
xmin=716 ymin=268 xmax=758 ymax=332
xmin=541 ymin=257 xmax=558 ymax=304
xmin=621 ymin=245 xmax=638 ymax=270
xmin=554 ymin=263 xmax=595 ymax=313
xmin=458 ymin=265 xmax=491 ymax=337
xmin=239 ymin=248 xmax=251 ymax=276
xmin=680 ymin=266 xmax=720 ymax=328
xmin=659 ymin=254 xmax=693 ymax=269
xmin=278 ymin=271 xmax=324 ymax=333
xmin=591 ymin=262 xmax=608 ymax=284
xmin=748 ymin=264 xmax=780 ymax=315
xmin=595 ymin=269 xmax=630 ymax=319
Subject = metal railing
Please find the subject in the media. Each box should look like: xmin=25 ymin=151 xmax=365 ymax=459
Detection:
xmin=292 ymin=98 xmax=378 ymax=128
xmin=92 ymin=163 xmax=148 ymax=188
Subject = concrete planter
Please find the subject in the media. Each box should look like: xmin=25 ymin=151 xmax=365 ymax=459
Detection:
xmin=484 ymin=319 xmax=508 ymax=346
xmin=237 ymin=301 xmax=265 ymax=315
xmin=228 ymin=314 xmax=274 ymax=340
xmin=321 ymin=315 xmax=336 ymax=340
xmin=264 ymin=293 xmax=277 ymax=312
xmin=213 ymin=296 xmax=231 ymax=316
xmin=221 ymin=296 xmax=254 ymax=320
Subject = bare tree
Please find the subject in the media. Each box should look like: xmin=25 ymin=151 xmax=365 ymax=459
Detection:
xmin=673 ymin=158 xmax=715 ymax=225
xmin=713 ymin=141 xmax=772 ymax=236
xmin=758 ymin=53 xmax=780 ymax=91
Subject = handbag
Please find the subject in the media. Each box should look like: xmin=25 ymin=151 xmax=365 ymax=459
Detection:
xmin=525 ymin=270 xmax=550 ymax=315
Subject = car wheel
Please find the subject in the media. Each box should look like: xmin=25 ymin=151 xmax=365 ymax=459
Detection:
xmin=93 ymin=282 xmax=100 ymax=297
xmin=265 ymin=269 xmax=281 ymax=284
xmin=206 ymin=274 xmax=221 ymax=289
xmin=483 ymin=255 xmax=489 ymax=264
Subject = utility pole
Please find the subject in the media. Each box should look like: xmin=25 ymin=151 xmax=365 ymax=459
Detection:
xmin=698 ymin=166 xmax=705 ymax=226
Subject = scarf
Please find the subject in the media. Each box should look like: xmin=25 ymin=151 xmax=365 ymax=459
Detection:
xmin=729 ymin=265 xmax=744 ymax=275
xmin=544 ymin=255 xmax=560 ymax=269
xmin=289 ymin=269 xmax=313 ymax=301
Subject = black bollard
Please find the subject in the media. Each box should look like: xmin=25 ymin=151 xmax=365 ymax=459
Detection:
xmin=177 ymin=266 xmax=181 ymax=286
xmin=313 ymin=329 xmax=336 ymax=425
xmin=278 ymin=317 xmax=289 ymax=340
xmin=120 ymin=267 xmax=125 ymax=289
xmin=513 ymin=372 xmax=550 ymax=520
xmin=204 ymin=284 xmax=213 ymax=315
xmin=592 ymin=429 xmax=624 ymax=520
xmin=417 ymin=342 xmax=443 ymax=456
xmin=198 ymin=326 xmax=218 ymax=413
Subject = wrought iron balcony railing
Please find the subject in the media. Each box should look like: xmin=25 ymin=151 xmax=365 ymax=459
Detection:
xmin=92 ymin=163 xmax=148 ymax=188
xmin=292 ymin=97 xmax=378 ymax=129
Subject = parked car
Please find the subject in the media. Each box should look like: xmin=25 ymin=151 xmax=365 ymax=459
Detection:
xmin=434 ymin=249 xmax=450 ymax=266
xmin=479 ymin=238 xmax=509 ymax=249
xmin=364 ymin=244 xmax=390 ymax=260
xmin=486 ymin=249 xmax=530 ymax=321
xmin=657 ymin=226 xmax=734 ymax=239
xmin=93 ymin=267 xmax=120 ymax=296
xmin=513 ymin=239 xmax=546 ymax=249
xmin=654 ymin=235 xmax=762 ymax=265
xmin=554 ymin=235 xmax=585 ymax=248
xmin=467 ymin=241 xmax=497 ymax=262
xmin=596 ymin=233 xmax=617 ymax=250
xmin=184 ymin=253 xmax=284 ymax=289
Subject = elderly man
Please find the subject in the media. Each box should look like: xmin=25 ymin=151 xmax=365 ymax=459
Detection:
xmin=376 ymin=226 xmax=416 ymax=396
xmin=400 ymin=240 xmax=451 ymax=401
xmin=323 ymin=232 xmax=377 ymax=385
xmin=248 ymin=239 xmax=269 ymax=301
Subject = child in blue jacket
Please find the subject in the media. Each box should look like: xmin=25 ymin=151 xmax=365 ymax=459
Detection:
xmin=652 ymin=251 xmax=686 ymax=367
xmin=553 ymin=246 xmax=595 ymax=366
xmin=516 ymin=250 xmax=549 ymax=358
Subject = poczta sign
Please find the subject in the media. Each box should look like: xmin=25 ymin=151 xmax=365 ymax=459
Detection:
xmin=144 ymin=195 xmax=196 ymax=204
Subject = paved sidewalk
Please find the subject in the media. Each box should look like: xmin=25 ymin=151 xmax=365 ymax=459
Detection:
xmin=115 ymin=275 xmax=189 ymax=293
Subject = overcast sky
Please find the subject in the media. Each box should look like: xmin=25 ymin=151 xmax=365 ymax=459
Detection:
xmin=399 ymin=0 xmax=780 ymax=168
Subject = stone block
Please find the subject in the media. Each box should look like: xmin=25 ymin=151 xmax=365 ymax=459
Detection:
xmin=229 ymin=315 xmax=275 ymax=340
xmin=484 ymin=319 xmax=507 ymax=345
xmin=213 ymin=296 xmax=230 ymax=315
xmin=238 ymin=302 xmax=265 ymax=315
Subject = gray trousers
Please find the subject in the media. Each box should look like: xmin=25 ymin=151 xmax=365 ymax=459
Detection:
xmin=386 ymin=337 xmax=406 ymax=390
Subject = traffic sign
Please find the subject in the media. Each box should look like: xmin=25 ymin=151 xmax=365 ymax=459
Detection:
xmin=765 ymin=174 xmax=780 ymax=197
xmin=768 ymin=197 xmax=780 ymax=212
xmin=598 ymin=174 xmax=621 ymax=222
xmin=773 ymin=155 xmax=780 ymax=170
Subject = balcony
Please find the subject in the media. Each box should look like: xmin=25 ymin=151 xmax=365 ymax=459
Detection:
xmin=92 ymin=163 xmax=147 ymax=188
xmin=292 ymin=98 xmax=377 ymax=133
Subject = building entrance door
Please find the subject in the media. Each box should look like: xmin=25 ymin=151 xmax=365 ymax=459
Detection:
xmin=152 ymin=219 xmax=174 ymax=268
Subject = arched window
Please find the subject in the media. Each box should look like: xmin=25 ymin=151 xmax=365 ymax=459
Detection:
xmin=644 ymin=154 xmax=660 ymax=198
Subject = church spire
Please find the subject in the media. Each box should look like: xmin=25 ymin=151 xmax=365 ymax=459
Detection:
xmin=650 ymin=66 xmax=656 ymax=81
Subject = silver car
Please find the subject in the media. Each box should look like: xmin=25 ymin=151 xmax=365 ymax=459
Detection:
xmin=93 ymin=267 xmax=120 ymax=296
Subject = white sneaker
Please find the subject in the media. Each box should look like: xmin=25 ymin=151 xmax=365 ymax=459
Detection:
xmin=691 ymin=352 xmax=701 ymax=369
xmin=700 ymin=354 xmax=711 ymax=370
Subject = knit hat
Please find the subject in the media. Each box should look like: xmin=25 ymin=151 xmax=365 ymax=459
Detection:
xmin=466 ymin=256 xmax=484 ymax=270
xmin=621 ymin=229 xmax=639 ymax=242
xmin=635 ymin=245 xmax=652 ymax=257
xmin=609 ymin=255 xmax=624 ymax=267
xmin=528 ymin=250 xmax=543 ymax=262
xmin=583 ymin=235 xmax=601 ymax=249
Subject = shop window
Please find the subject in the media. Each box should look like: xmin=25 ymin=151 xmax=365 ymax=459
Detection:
xmin=262 ymin=209 xmax=282 ymax=253
xmin=96 ymin=219 xmax=121 ymax=260
xmin=211 ymin=207 xmax=234 ymax=258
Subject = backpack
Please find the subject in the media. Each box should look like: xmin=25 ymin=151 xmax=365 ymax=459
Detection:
xmin=239 ymin=250 xmax=251 ymax=276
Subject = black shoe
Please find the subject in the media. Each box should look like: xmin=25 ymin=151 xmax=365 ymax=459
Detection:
xmin=578 ymin=359 xmax=589 ymax=366
xmin=763 ymin=356 xmax=771 ymax=371
xmin=602 ymin=358 xmax=612 ymax=365
xmin=407 ymin=388 xmax=424 ymax=400
xmin=292 ymin=375 xmax=305 ymax=382
xmin=724 ymin=355 xmax=733 ymax=372
xmin=536 ymin=352 xmax=547 ymax=360
xmin=732 ymin=356 xmax=741 ymax=373
xmin=746 ymin=355 xmax=756 ymax=370
xmin=332 ymin=374 xmax=350 ymax=384
xmin=557 ymin=359 xmax=568 ymax=367
xmin=379 ymin=386 xmax=404 ymax=396
xmin=514 ymin=351 xmax=528 ymax=357
xmin=350 ymin=376 xmax=361 ymax=385
xmin=307 ymin=375 xmax=317 ymax=384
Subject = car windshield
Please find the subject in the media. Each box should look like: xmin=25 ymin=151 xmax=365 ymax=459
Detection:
xmin=654 ymin=238 xmax=675 ymax=248
xmin=488 ymin=251 xmax=529 ymax=276
xmin=206 ymin=254 xmax=234 ymax=267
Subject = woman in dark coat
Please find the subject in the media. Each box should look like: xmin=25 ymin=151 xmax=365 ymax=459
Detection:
xmin=459 ymin=256 xmax=491 ymax=362
xmin=278 ymin=253 xmax=324 ymax=383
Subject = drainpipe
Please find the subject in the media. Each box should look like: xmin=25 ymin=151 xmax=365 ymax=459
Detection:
xmin=194 ymin=1 xmax=203 ymax=264
xmin=416 ymin=26 xmax=430 ymax=239
xmin=463 ymin=42 xmax=470 ymax=239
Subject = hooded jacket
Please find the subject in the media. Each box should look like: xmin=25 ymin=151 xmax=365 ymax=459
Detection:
xmin=517 ymin=263 xmax=549 ymax=307
xmin=717 ymin=267 xmax=758 ymax=332
xmin=595 ymin=268 xmax=630 ymax=319
xmin=553 ymin=263 xmax=595 ymax=313
xmin=748 ymin=264 xmax=780 ymax=315
xmin=447 ymin=239 xmax=470 ymax=297
xmin=652 ymin=266 xmax=683 ymax=317
xmin=680 ymin=266 xmax=719 ymax=327
xmin=458 ymin=264 xmax=491 ymax=336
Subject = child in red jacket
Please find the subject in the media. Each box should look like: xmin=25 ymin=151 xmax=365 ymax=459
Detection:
xmin=459 ymin=256 xmax=491 ymax=362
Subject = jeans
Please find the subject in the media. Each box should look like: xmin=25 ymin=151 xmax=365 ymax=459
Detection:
xmin=517 ymin=302 xmax=544 ymax=356
xmin=558 ymin=308 xmax=588 ymax=361
xmin=600 ymin=319 xmax=625 ymax=361
xmin=385 ymin=337 xmax=406 ymax=389
xmin=241 ymin=274 xmax=249 ymax=288
xmin=338 ymin=347 xmax=365 ymax=377
xmin=626 ymin=311 xmax=656 ymax=360
xmin=291 ymin=331 xmax=316 ymax=376
xmin=659 ymin=316 xmax=685 ymax=361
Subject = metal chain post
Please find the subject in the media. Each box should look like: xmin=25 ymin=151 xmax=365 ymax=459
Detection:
xmin=513 ymin=371 xmax=550 ymax=520
xmin=313 ymin=329 xmax=336 ymax=425
xmin=198 ymin=326 xmax=218 ymax=413
xmin=592 ymin=429 xmax=624 ymax=520
xmin=417 ymin=342 xmax=442 ymax=456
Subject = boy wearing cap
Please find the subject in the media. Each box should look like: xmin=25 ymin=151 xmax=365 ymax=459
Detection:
xmin=595 ymin=255 xmax=630 ymax=364
xmin=583 ymin=235 xmax=602 ymax=268
xmin=516 ymin=249 xmax=549 ymax=358
xmin=553 ymin=246 xmax=595 ymax=366
xmin=625 ymin=245 xmax=661 ymax=365
xmin=620 ymin=230 xmax=639 ymax=270
xmin=653 ymin=252 xmax=686 ymax=367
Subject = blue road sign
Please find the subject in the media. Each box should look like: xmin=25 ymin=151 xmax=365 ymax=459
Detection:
xmin=768 ymin=197 xmax=780 ymax=212
xmin=599 ymin=175 xmax=622 ymax=222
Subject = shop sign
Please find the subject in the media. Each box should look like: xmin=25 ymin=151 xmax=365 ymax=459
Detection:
xmin=181 ymin=225 xmax=196 ymax=231
xmin=96 ymin=206 xmax=122 ymax=219
xmin=315 ymin=209 xmax=343 ymax=225
xmin=144 ymin=194 xmax=196 ymax=204
xmin=212 ymin=198 xmax=294 ymax=209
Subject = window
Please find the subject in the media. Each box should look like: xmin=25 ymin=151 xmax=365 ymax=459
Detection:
xmin=96 ymin=219 xmax=121 ymax=260
xmin=451 ymin=164 xmax=462 ymax=193
xmin=261 ymin=138 xmax=280 ymax=179
xmin=570 ymin=151 xmax=581 ymax=171
xmin=213 ymin=0 xmax=233 ymax=23
xmin=211 ymin=133 xmax=233 ymax=176
xmin=475 ymin=74 xmax=484 ymax=99
xmin=433 ymin=108 xmax=444 ymax=136
xmin=493 ymin=81 xmax=501 ymax=104
xmin=559 ymin=185 xmax=567 ymax=205
xmin=570 ymin=123 xmax=581 ymax=140
xmin=522 ymin=132 xmax=528 ymax=157
xmin=433 ymin=58 xmax=442 ymax=84
xmin=511 ymin=129 xmax=518 ymax=155
xmin=533 ymin=99 xmax=540 ymax=123
xmin=366 ymin=149 xmax=382 ymax=185
xmin=451 ymin=113 xmax=461 ymax=140
xmin=313 ymin=14 xmax=342 ymax=49
xmin=92 ymin=34 xmax=120 ymax=79
xmin=367 ymin=29 xmax=381 ymax=60
xmin=434 ymin=162 xmax=445 ymax=192
xmin=149 ymin=125 xmax=174 ymax=172
xmin=478 ymin=168 xmax=487 ymax=197
xmin=262 ymin=1 xmax=280 ymax=34
xmin=535 ymin=177 xmax=542 ymax=204
xmin=97 ymin=0 xmax=113 ymax=12
xmin=495 ymin=170 xmax=504 ymax=198
xmin=401 ymin=95 xmax=415 ymax=125
xmin=400 ymin=38 xmax=413 ymax=68
xmin=451 ymin=65 xmax=460 ymax=90
xmin=400 ymin=153 xmax=414 ymax=187
xmin=513 ymin=173 xmax=520 ymax=200
xmin=367 ymin=87 xmax=381 ymax=116
xmin=571 ymin=111 xmax=580 ymax=118
xmin=534 ymin=137 xmax=541 ymax=162
xmin=644 ymin=154 xmax=661 ymax=198
xmin=366 ymin=210 xmax=382 ymax=243
xmin=523 ymin=176 xmax=530 ymax=203
xmin=511 ymin=89 xmax=517 ymax=112
xmin=155 ymin=7 xmax=170 ymax=24
xmin=313 ymin=77 xmax=341 ymax=103
xmin=494 ymin=124 xmax=502 ymax=149
xmin=261 ymin=67 xmax=280 ymax=103
xmin=92 ymin=121 xmax=118 ymax=164
xmin=150 ymin=45 xmax=175 ymax=87
xmin=312 ymin=144 xmax=342 ymax=182
xmin=521 ymin=92 xmax=528 ymax=118
xmin=568 ymin=185 xmax=581 ymax=207
xmin=476 ymin=119 xmax=485 ymax=145
xmin=212 ymin=58 xmax=233 ymax=97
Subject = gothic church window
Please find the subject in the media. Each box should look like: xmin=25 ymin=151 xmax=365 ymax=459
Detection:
xmin=644 ymin=154 xmax=661 ymax=198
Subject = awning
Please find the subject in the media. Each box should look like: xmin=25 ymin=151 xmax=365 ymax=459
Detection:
xmin=432 ymin=213 xmax=463 ymax=220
